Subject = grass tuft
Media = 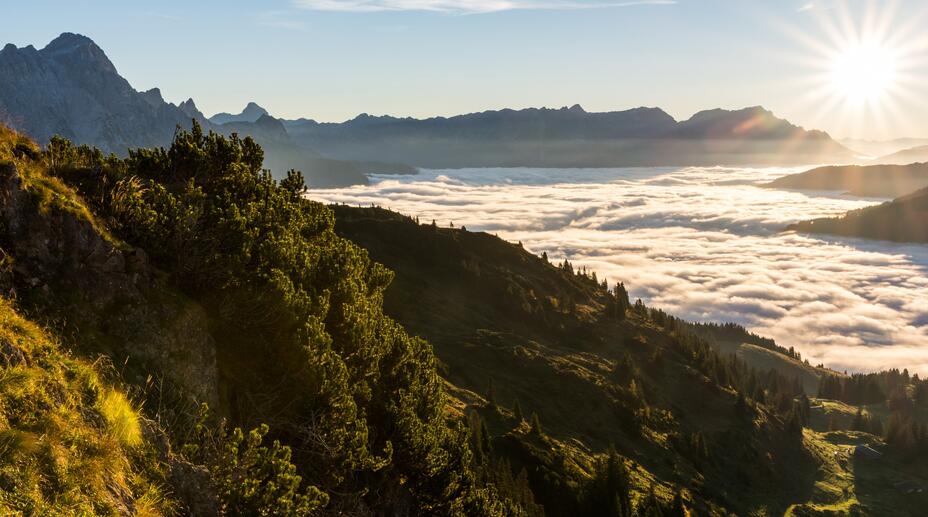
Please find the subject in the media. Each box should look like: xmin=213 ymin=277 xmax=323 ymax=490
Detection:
xmin=98 ymin=389 xmax=143 ymax=447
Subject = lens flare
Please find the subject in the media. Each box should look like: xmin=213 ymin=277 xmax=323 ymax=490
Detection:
xmin=829 ymin=42 xmax=898 ymax=103
xmin=772 ymin=0 xmax=928 ymax=140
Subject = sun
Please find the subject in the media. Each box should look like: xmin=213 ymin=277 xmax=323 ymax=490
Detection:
xmin=775 ymin=0 xmax=928 ymax=139
xmin=829 ymin=42 xmax=898 ymax=103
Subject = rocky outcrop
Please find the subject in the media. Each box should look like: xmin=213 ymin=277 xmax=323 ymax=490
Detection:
xmin=0 ymin=34 xmax=374 ymax=186
xmin=0 ymin=33 xmax=195 ymax=155
xmin=0 ymin=161 xmax=219 ymax=406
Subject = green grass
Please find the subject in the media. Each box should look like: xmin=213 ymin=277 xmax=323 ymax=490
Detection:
xmin=0 ymin=126 xmax=124 ymax=248
xmin=0 ymin=298 xmax=173 ymax=515
xmin=715 ymin=341 xmax=830 ymax=395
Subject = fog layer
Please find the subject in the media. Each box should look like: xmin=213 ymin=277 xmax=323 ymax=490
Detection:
xmin=310 ymin=166 xmax=928 ymax=374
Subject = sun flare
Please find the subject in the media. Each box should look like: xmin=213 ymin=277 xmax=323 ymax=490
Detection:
xmin=829 ymin=42 xmax=898 ymax=103
xmin=781 ymin=1 xmax=928 ymax=138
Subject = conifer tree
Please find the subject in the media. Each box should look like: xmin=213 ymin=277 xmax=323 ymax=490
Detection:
xmin=530 ymin=413 xmax=543 ymax=436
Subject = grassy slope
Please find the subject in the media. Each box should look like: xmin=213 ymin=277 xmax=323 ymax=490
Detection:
xmin=787 ymin=429 xmax=928 ymax=515
xmin=332 ymin=206 xmax=832 ymax=515
xmin=0 ymin=298 xmax=172 ymax=515
xmin=715 ymin=341 xmax=831 ymax=395
xmin=332 ymin=205 xmax=928 ymax=516
xmin=0 ymin=129 xmax=173 ymax=513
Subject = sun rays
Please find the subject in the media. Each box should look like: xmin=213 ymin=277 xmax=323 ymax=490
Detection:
xmin=774 ymin=0 xmax=928 ymax=143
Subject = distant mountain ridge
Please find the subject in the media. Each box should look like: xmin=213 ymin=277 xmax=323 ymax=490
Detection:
xmin=282 ymin=104 xmax=852 ymax=168
xmin=877 ymin=144 xmax=928 ymax=165
xmin=764 ymin=162 xmax=928 ymax=198
xmin=0 ymin=33 xmax=375 ymax=186
xmin=1 ymin=32 xmax=852 ymax=182
xmin=209 ymin=101 xmax=269 ymax=125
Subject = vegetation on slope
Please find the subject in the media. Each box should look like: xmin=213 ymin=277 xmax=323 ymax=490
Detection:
xmin=5 ymin=122 xmax=528 ymax=514
xmin=333 ymin=204 xmax=928 ymax=515
xmin=0 ymin=298 xmax=171 ymax=515
xmin=789 ymin=186 xmax=928 ymax=243
xmin=331 ymin=205 xmax=841 ymax=515
xmin=5 ymin=119 xmax=928 ymax=514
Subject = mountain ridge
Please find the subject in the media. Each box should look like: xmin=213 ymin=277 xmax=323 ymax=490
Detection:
xmin=281 ymin=104 xmax=852 ymax=168
xmin=764 ymin=162 xmax=928 ymax=197
xmin=789 ymin=186 xmax=928 ymax=244
xmin=1 ymin=33 xmax=852 ymax=181
xmin=0 ymin=34 xmax=379 ymax=187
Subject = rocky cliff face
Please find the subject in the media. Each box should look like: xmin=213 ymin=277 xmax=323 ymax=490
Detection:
xmin=0 ymin=159 xmax=219 ymax=406
xmin=0 ymin=34 xmax=373 ymax=186
xmin=0 ymin=33 xmax=196 ymax=154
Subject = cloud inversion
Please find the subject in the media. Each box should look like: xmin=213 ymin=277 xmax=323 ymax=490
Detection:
xmin=309 ymin=166 xmax=928 ymax=375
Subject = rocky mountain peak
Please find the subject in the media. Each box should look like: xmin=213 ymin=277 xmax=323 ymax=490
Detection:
xmin=40 ymin=32 xmax=116 ymax=74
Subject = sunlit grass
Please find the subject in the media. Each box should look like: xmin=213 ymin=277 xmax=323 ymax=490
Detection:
xmin=98 ymin=389 xmax=143 ymax=447
xmin=0 ymin=125 xmax=122 ymax=246
xmin=0 ymin=298 xmax=172 ymax=513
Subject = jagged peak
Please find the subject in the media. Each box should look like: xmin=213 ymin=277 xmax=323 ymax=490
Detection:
xmin=42 ymin=32 xmax=97 ymax=53
xmin=142 ymin=87 xmax=163 ymax=99
xmin=209 ymin=102 xmax=269 ymax=124
xmin=177 ymin=97 xmax=200 ymax=112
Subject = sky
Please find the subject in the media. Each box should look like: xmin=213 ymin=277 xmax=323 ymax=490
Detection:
xmin=7 ymin=0 xmax=928 ymax=140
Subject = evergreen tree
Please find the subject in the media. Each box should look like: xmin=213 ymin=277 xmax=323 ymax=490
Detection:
xmin=530 ymin=413 xmax=543 ymax=437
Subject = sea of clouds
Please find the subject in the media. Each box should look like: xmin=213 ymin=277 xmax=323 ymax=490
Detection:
xmin=309 ymin=166 xmax=928 ymax=375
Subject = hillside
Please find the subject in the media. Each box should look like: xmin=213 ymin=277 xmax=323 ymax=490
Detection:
xmin=879 ymin=145 xmax=928 ymax=165
xmin=4 ymin=121 xmax=928 ymax=514
xmin=285 ymin=105 xmax=852 ymax=168
xmin=789 ymin=186 xmax=928 ymax=243
xmin=330 ymin=205 xmax=928 ymax=515
xmin=0 ymin=123 xmax=521 ymax=514
xmin=764 ymin=162 xmax=928 ymax=197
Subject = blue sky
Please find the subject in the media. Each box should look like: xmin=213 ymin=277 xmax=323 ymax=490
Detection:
xmin=7 ymin=0 xmax=928 ymax=139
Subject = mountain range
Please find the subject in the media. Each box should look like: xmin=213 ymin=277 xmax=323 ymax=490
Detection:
xmin=282 ymin=105 xmax=854 ymax=169
xmin=0 ymin=33 xmax=856 ymax=187
xmin=0 ymin=33 xmax=382 ymax=187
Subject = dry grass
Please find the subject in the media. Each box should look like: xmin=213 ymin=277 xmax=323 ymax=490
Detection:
xmin=0 ymin=298 xmax=173 ymax=514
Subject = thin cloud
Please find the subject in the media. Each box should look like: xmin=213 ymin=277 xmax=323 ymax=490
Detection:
xmin=291 ymin=0 xmax=676 ymax=14
xmin=258 ymin=10 xmax=307 ymax=30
